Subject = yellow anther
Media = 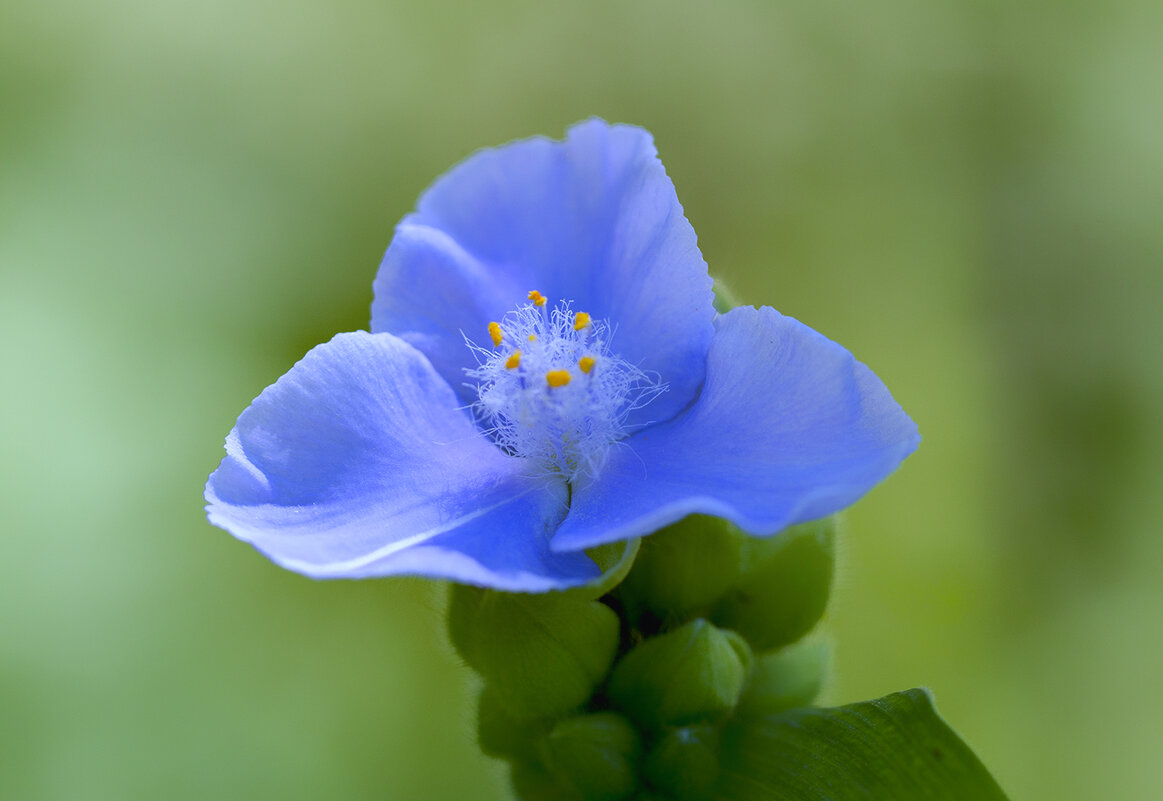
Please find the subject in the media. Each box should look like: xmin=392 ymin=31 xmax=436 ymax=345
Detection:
xmin=505 ymin=351 xmax=521 ymax=369
xmin=528 ymin=290 xmax=547 ymax=307
xmin=528 ymin=334 xmax=537 ymax=342
xmin=546 ymin=370 xmax=571 ymax=388
xmin=573 ymin=311 xmax=591 ymax=331
xmin=488 ymin=321 xmax=503 ymax=347
xmin=578 ymin=356 xmax=596 ymax=374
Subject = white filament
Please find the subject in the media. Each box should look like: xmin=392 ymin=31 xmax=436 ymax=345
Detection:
xmin=465 ymin=298 xmax=664 ymax=482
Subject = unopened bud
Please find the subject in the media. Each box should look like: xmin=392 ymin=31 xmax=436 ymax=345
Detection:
xmin=509 ymin=761 xmax=583 ymax=801
xmin=476 ymin=684 xmax=552 ymax=761
xmin=448 ymin=585 xmax=619 ymax=720
xmin=737 ymin=640 xmax=830 ymax=717
xmin=711 ymin=517 xmax=835 ymax=652
xmin=608 ymin=618 xmax=752 ymax=730
xmin=643 ymin=724 xmax=722 ymax=801
xmin=539 ymin=712 xmax=641 ymax=801
xmin=619 ymin=515 xmax=745 ymax=624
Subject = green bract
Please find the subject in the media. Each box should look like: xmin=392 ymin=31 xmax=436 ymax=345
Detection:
xmin=539 ymin=712 xmax=641 ymax=801
xmin=737 ymin=641 xmax=830 ymax=717
xmin=711 ymin=517 xmax=836 ymax=651
xmin=643 ymin=725 xmax=722 ymax=801
xmin=448 ymin=585 xmax=619 ymax=720
xmin=618 ymin=515 xmax=745 ymax=623
xmin=447 ymin=514 xmax=1005 ymax=801
xmin=608 ymin=619 xmax=752 ymax=731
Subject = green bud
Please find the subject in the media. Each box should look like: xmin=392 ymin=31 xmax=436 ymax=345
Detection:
xmin=711 ymin=517 xmax=835 ymax=652
xmin=608 ymin=619 xmax=752 ymax=731
xmin=643 ymin=724 xmax=722 ymax=801
xmin=509 ymin=760 xmax=585 ymax=801
xmin=539 ymin=712 xmax=641 ymax=801
xmin=619 ymin=516 xmax=745 ymax=624
xmin=448 ymin=585 xmax=620 ymax=720
xmin=476 ymin=684 xmax=553 ymax=761
xmin=737 ymin=640 xmax=830 ymax=717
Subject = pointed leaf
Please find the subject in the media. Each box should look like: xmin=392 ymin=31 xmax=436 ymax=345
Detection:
xmin=718 ymin=689 xmax=1009 ymax=800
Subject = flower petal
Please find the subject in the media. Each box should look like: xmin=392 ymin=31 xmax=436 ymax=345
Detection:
xmin=205 ymin=332 xmax=599 ymax=591
xmin=552 ymin=306 xmax=921 ymax=551
xmin=371 ymin=118 xmax=715 ymax=428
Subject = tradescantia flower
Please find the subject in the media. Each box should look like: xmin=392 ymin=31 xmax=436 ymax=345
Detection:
xmin=205 ymin=119 xmax=920 ymax=592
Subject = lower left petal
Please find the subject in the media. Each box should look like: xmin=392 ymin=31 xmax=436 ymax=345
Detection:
xmin=205 ymin=332 xmax=598 ymax=591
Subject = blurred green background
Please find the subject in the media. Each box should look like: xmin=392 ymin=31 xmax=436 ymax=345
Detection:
xmin=2 ymin=0 xmax=1160 ymax=798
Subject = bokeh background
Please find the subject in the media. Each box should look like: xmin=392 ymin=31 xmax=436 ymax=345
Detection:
xmin=3 ymin=1 xmax=1160 ymax=798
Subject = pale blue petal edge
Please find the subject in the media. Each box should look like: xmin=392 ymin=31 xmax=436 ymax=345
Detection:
xmin=205 ymin=332 xmax=599 ymax=591
xmin=552 ymin=306 xmax=921 ymax=551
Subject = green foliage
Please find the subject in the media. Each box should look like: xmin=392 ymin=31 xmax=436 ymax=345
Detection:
xmin=464 ymin=516 xmax=840 ymax=800
xmin=459 ymin=514 xmax=1005 ymax=800
xmin=719 ymin=689 xmax=1009 ymax=801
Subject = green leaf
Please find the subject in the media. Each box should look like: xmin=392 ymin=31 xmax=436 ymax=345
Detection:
xmin=718 ymin=689 xmax=1009 ymax=800
xmin=711 ymin=517 xmax=835 ymax=652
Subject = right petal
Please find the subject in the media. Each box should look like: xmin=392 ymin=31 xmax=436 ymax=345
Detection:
xmin=205 ymin=332 xmax=599 ymax=592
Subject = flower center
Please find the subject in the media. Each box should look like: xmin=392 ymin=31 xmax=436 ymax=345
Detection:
xmin=465 ymin=290 xmax=664 ymax=482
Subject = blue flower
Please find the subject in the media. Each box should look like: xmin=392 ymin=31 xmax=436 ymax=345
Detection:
xmin=205 ymin=119 xmax=919 ymax=592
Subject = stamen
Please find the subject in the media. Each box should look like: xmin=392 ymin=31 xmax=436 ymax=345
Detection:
xmin=546 ymin=369 xmax=571 ymax=387
xmin=465 ymin=295 xmax=665 ymax=482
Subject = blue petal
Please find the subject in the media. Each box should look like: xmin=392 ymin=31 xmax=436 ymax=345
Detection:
xmin=552 ymin=306 xmax=921 ymax=551
xmin=371 ymin=118 xmax=715 ymax=428
xmin=205 ymin=332 xmax=599 ymax=591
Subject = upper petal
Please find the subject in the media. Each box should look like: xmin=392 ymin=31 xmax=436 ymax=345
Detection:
xmin=371 ymin=118 xmax=715 ymax=428
xmin=552 ymin=306 xmax=921 ymax=551
xmin=205 ymin=332 xmax=599 ymax=591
